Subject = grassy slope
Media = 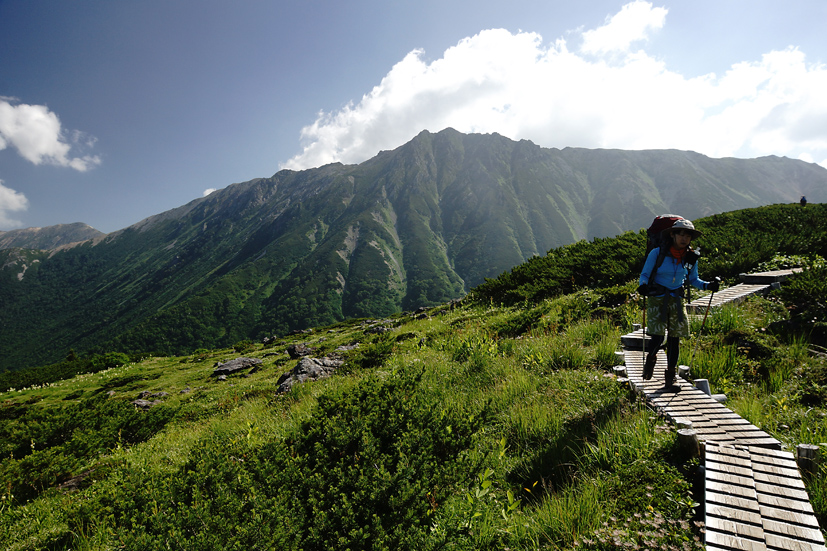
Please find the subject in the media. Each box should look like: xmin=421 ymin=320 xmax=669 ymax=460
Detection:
xmin=2 ymin=204 xmax=827 ymax=550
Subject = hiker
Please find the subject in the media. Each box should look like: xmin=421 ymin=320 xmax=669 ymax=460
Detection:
xmin=637 ymin=218 xmax=719 ymax=388
xmin=801 ymin=196 xmax=807 ymax=207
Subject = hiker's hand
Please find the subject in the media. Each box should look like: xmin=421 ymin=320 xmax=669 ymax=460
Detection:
xmin=637 ymin=283 xmax=648 ymax=295
xmin=706 ymin=278 xmax=720 ymax=292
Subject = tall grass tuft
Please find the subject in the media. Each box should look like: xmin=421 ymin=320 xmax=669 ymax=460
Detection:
xmin=531 ymin=479 xmax=608 ymax=549
xmin=686 ymin=344 xmax=741 ymax=390
xmin=581 ymin=403 xmax=660 ymax=470
xmin=698 ymin=303 xmax=750 ymax=335
xmin=729 ymin=389 xmax=769 ymax=429
xmin=594 ymin=333 xmax=621 ymax=370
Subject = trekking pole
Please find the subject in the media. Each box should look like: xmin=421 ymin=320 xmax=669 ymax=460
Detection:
xmin=642 ymin=295 xmax=647 ymax=369
xmin=689 ymin=281 xmax=718 ymax=372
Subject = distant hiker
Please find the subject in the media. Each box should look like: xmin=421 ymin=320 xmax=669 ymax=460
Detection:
xmin=638 ymin=218 xmax=718 ymax=388
xmin=801 ymin=196 xmax=807 ymax=207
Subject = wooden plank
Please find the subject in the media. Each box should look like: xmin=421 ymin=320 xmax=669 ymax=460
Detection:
xmin=708 ymin=471 xmax=759 ymax=489
xmin=756 ymin=493 xmax=816 ymax=514
xmin=706 ymin=458 xmax=755 ymax=478
xmin=759 ymin=504 xmax=822 ymax=529
xmin=710 ymin=414 xmax=762 ymax=423
xmin=665 ymin=404 xmax=723 ymax=412
xmin=714 ymin=418 xmax=759 ymax=426
xmin=750 ymin=446 xmax=796 ymax=458
xmin=730 ymin=434 xmax=782 ymax=445
xmin=708 ymin=443 xmax=750 ymax=455
xmin=754 ymin=482 xmax=811 ymax=502
xmin=737 ymin=438 xmax=784 ymax=449
xmin=707 ymin=515 xmax=767 ymax=540
xmin=752 ymin=463 xmax=804 ymax=479
xmin=707 ymin=503 xmax=764 ymax=525
xmin=727 ymin=430 xmax=778 ymax=439
xmin=707 ymin=454 xmax=753 ymax=469
xmin=706 ymin=489 xmax=762 ymax=512
xmin=728 ymin=436 xmax=782 ymax=446
xmin=754 ymin=471 xmax=807 ymax=490
xmin=764 ymin=532 xmax=827 ymax=551
xmin=707 ymin=445 xmax=751 ymax=459
xmin=705 ymin=528 xmax=768 ymax=551
xmin=700 ymin=434 xmax=739 ymax=444
xmin=763 ymin=519 xmax=826 ymax=543
xmin=707 ymin=480 xmax=759 ymax=501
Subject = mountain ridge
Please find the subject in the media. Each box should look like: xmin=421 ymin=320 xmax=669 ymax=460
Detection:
xmin=0 ymin=222 xmax=105 ymax=250
xmin=1 ymin=128 xmax=826 ymax=369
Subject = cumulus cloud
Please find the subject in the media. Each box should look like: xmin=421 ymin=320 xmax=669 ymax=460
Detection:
xmin=203 ymin=188 xmax=217 ymax=196
xmin=0 ymin=180 xmax=29 ymax=229
xmin=580 ymin=1 xmax=667 ymax=55
xmin=0 ymin=97 xmax=101 ymax=171
xmin=282 ymin=0 xmax=827 ymax=170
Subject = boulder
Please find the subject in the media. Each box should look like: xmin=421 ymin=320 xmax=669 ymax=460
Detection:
xmin=336 ymin=343 xmax=360 ymax=352
xmin=131 ymin=390 xmax=169 ymax=409
xmin=277 ymin=355 xmax=344 ymax=393
xmin=131 ymin=399 xmax=163 ymax=410
xmin=213 ymin=357 xmax=263 ymax=375
xmin=287 ymin=343 xmax=316 ymax=359
xmin=138 ymin=390 xmax=169 ymax=400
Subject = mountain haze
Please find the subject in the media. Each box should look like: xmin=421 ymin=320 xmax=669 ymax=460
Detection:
xmin=2 ymin=128 xmax=826 ymax=370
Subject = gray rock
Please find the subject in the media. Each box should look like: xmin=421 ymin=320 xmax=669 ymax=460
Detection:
xmin=213 ymin=357 xmax=263 ymax=375
xmin=138 ymin=390 xmax=169 ymax=399
xmin=131 ymin=399 xmax=163 ymax=410
xmin=277 ymin=355 xmax=344 ymax=393
xmin=336 ymin=343 xmax=360 ymax=352
xmin=287 ymin=343 xmax=316 ymax=359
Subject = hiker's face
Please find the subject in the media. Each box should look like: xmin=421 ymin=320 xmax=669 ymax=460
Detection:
xmin=673 ymin=230 xmax=692 ymax=249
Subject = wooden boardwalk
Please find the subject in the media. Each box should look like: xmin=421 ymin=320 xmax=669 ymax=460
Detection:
xmin=686 ymin=269 xmax=801 ymax=314
xmin=618 ymin=269 xmax=824 ymax=550
xmin=705 ymin=443 xmax=825 ymax=551
xmin=686 ymin=284 xmax=773 ymax=314
xmin=623 ymin=350 xmax=781 ymax=449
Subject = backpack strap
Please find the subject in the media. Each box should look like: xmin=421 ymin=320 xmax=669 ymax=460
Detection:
xmin=647 ymin=246 xmax=669 ymax=283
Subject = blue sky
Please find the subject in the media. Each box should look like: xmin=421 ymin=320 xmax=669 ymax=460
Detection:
xmin=1 ymin=0 xmax=826 ymax=233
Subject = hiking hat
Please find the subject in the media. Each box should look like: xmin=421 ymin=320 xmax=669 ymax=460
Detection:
xmin=667 ymin=218 xmax=703 ymax=238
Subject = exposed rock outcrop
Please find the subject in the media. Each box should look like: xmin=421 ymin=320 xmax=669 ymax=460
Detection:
xmin=277 ymin=355 xmax=344 ymax=393
xmin=212 ymin=357 xmax=263 ymax=375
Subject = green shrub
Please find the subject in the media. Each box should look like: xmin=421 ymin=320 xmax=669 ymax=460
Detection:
xmin=232 ymin=339 xmax=255 ymax=353
xmin=98 ymin=367 xmax=488 ymax=550
xmin=341 ymin=333 xmax=395 ymax=373
xmin=0 ymin=394 xmax=175 ymax=504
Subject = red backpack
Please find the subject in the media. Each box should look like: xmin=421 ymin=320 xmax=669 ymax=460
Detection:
xmin=646 ymin=214 xmax=683 ymax=256
xmin=644 ymin=214 xmax=684 ymax=284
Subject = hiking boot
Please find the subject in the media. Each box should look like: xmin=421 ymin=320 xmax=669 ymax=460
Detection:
xmin=664 ymin=369 xmax=676 ymax=389
xmin=642 ymin=352 xmax=657 ymax=380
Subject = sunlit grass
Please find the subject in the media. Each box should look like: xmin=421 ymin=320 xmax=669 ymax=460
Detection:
xmin=1 ymin=286 xmax=822 ymax=549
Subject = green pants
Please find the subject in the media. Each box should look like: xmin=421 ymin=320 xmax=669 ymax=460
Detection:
xmin=646 ymin=295 xmax=689 ymax=338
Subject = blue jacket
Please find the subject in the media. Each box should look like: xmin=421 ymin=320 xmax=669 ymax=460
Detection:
xmin=639 ymin=247 xmax=709 ymax=296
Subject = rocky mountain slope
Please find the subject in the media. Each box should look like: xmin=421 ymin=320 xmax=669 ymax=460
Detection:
xmin=1 ymin=128 xmax=825 ymax=370
xmin=0 ymin=222 xmax=104 ymax=250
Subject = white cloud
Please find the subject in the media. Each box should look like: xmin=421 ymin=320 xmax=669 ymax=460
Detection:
xmin=0 ymin=180 xmax=29 ymax=229
xmin=282 ymin=1 xmax=827 ymax=171
xmin=0 ymin=98 xmax=101 ymax=171
xmin=203 ymin=188 xmax=216 ymax=196
xmin=580 ymin=1 xmax=667 ymax=55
